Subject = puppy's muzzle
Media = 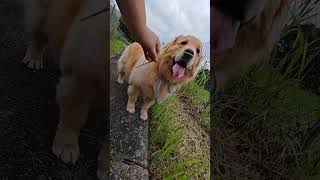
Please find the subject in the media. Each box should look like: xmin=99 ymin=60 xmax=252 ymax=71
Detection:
xmin=177 ymin=49 xmax=194 ymax=68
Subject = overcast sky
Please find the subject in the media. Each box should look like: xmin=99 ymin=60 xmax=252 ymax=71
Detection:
xmin=112 ymin=0 xmax=210 ymax=44
xmin=144 ymin=0 xmax=210 ymax=44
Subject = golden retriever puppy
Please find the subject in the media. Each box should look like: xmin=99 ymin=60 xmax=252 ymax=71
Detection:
xmin=117 ymin=35 xmax=203 ymax=120
xmin=211 ymin=0 xmax=289 ymax=90
xmin=23 ymin=0 xmax=107 ymax=178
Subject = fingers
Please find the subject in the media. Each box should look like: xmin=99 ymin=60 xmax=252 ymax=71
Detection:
xmin=138 ymin=27 xmax=160 ymax=62
xmin=149 ymin=37 xmax=160 ymax=62
xmin=156 ymin=38 xmax=160 ymax=55
xmin=149 ymin=46 xmax=158 ymax=62
xmin=143 ymin=49 xmax=150 ymax=61
xmin=144 ymin=46 xmax=158 ymax=62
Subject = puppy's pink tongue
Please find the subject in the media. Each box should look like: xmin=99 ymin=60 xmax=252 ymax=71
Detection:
xmin=211 ymin=7 xmax=240 ymax=56
xmin=172 ymin=64 xmax=185 ymax=78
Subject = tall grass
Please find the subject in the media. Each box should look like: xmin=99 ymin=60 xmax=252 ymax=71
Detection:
xmin=149 ymin=74 xmax=210 ymax=179
xmin=211 ymin=1 xmax=320 ymax=179
xmin=289 ymin=0 xmax=320 ymax=26
xmin=273 ymin=25 xmax=320 ymax=81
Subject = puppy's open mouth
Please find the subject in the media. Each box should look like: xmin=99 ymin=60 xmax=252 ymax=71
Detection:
xmin=212 ymin=5 xmax=258 ymax=56
xmin=212 ymin=6 xmax=240 ymax=56
xmin=170 ymin=50 xmax=194 ymax=79
xmin=171 ymin=60 xmax=185 ymax=79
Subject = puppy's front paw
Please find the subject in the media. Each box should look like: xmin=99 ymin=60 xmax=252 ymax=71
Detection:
xmin=22 ymin=47 xmax=44 ymax=70
xmin=23 ymin=57 xmax=44 ymax=70
xmin=140 ymin=110 xmax=148 ymax=121
xmin=126 ymin=105 xmax=135 ymax=114
xmin=52 ymin=130 xmax=80 ymax=164
xmin=117 ymin=78 xmax=124 ymax=84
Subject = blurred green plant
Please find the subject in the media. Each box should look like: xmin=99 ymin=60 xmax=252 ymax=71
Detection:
xmin=211 ymin=0 xmax=320 ymax=179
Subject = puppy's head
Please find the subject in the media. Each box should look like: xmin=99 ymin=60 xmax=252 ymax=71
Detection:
xmin=211 ymin=0 xmax=269 ymax=55
xmin=158 ymin=35 xmax=203 ymax=84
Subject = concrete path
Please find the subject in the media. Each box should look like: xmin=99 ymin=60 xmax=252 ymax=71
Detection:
xmin=110 ymin=54 xmax=149 ymax=179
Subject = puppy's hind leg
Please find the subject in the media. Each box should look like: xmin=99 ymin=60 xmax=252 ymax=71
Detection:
xmin=126 ymin=85 xmax=140 ymax=113
xmin=52 ymin=76 xmax=95 ymax=164
xmin=23 ymin=0 xmax=48 ymax=70
xmin=117 ymin=70 xmax=125 ymax=84
xmin=140 ymin=97 xmax=155 ymax=121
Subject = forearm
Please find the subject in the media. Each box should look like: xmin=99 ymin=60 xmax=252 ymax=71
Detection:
xmin=116 ymin=0 xmax=160 ymax=61
xmin=116 ymin=0 xmax=147 ymax=37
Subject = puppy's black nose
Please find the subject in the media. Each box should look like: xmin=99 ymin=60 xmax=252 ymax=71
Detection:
xmin=177 ymin=49 xmax=194 ymax=68
xmin=184 ymin=49 xmax=194 ymax=58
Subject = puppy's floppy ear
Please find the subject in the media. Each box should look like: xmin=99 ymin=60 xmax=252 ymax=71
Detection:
xmin=195 ymin=46 xmax=204 ymax=68
xmin=161 ymin=35 xmax=183 ymax=51
xmin=193 ymin=58 xmax=204 ymax=78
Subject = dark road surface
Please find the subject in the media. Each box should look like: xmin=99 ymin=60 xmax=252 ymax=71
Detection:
xmin=110 ymin=54 xmax=149 ymax=179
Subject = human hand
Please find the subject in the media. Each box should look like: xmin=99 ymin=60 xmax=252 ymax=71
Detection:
xmin=115 ymin=0 xmax=160 ymax=61
xmin=134 ymin=26 xmax=160 ymax=62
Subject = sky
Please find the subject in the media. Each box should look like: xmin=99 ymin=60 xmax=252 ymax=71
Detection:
xmin=144 ymin=0 xmax=210 ymax=44
xmin=111 ymin=0 xmax=210 ymax=67
xmin=112 ymin=0 xmax=210 ymax=43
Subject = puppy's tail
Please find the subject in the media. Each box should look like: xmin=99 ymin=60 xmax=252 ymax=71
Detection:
xmin=117 ymin=42 xmax=144 ymax=84
xmin=117 ymin=43 xmax=131 ymax=74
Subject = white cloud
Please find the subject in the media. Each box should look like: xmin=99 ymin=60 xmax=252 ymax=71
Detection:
xmin=145 ymin=0 xmax=210 ymax=43
xmin=111 ymin=0 xmax=210 ymax=43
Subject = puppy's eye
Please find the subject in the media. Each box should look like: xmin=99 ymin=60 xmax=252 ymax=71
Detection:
xmin=180 ymin=41 xmax=188 ymax=45
xmin=196 ymin=48 xmax=200 ymax=54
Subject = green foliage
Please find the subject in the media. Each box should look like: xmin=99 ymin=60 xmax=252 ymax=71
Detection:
xmin=161 ymin=159 xmax=210 ymax=180
xmin=212 ymin=64 xmax=320 ymax=179
xmin=150 ymin=95 xmax=185 ymax=163
xmin=149 ymin=77 xmax=210 ymax=179
xmin=273 ymin=26 xmax=320 ymax=81
xmin=110 ymin=39 xmax=127 ymax=55
xmin=109 ymin=4 xmax=128 ymax=55
xmin=110 ymin=4 xmax=123 ymax=40
xmin=212 ymin=2 xmax=320 ymax=176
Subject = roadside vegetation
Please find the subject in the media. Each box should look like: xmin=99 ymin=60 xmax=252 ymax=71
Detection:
xmin=149 ymin=71 xmax=210 ymax=179
xmin=110 ymin=4 xmax=128 ymax=56
xmin=212 ymin=1 xmax=320 ymax=179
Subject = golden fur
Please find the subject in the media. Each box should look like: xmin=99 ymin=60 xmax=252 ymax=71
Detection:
xmin=213 ymin=0 xmax=289 ymax=90
xmin=117 ymin=35 xmax=203 ymax=120
xmin=23 ymin=0 xmax=107 ymax=178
